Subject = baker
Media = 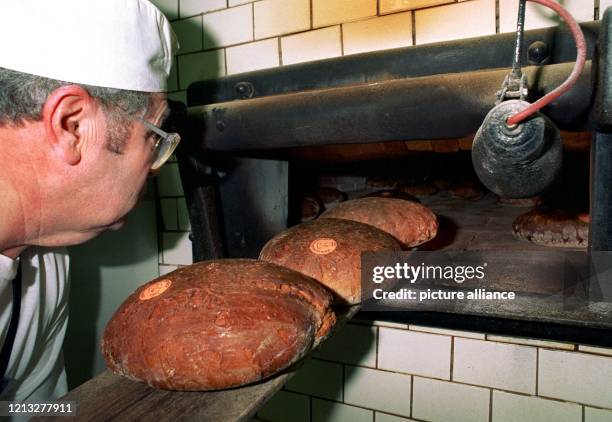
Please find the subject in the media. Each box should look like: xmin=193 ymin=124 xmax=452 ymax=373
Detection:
xmin=0 ymin=0 xmax=178 ymax=406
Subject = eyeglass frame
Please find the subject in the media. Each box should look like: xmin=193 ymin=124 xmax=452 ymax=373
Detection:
xmin=136 ymin=116 xmax=181 ymax=170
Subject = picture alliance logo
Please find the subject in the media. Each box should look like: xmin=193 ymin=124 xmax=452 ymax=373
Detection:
xmin=371 ymin=262 xmax=488 ymax=284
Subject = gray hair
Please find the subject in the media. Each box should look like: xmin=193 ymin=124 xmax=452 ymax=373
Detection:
xmin=0 ymin=67 xmax=151 ymax=152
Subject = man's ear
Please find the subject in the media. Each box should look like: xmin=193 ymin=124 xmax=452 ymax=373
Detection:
xmin=42 ymin=85 xmax=95 ymax=165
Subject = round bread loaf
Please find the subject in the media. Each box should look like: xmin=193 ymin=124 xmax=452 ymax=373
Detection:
xmin=302 ymin=197 xmax=322 ymax=222
xmin=512 ymin=208 xmax=589 ymax=248
xmin=432 ymin=177 xmax=453 ymax=191
xmin=320 ymin=197 xmax=438 ymax=248
xmin=366 ymin=175 xmax=401 ymax=189
xmin=449 ymin=180 xmax=485 ymax=200
xmin=316 ymin=187 xmax=346 ymax=209
xmin=259 ymin=218 xmax=402 ymax=305
xmin=364 ymin=190 xmax=420 ymax=203
xmin=101 ymin=259 xmax=336 ymax=391
xmin=497 ymin=195 xmax=542 ymax=207
xmin=396 ymin=182 xmax=438 ymax=197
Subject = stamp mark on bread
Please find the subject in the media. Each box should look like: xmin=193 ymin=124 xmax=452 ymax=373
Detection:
xmin=139 ymin=279 xmax=172 ymax=301
xmin=309 ymin=238 xmax=338 ymax=255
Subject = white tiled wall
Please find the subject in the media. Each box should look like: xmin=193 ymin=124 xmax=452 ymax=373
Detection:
xmin=226 ymin=38 xmax=280 ymax=74
xmin=156 ymin=0 xmax=602 ymax=131
xmin=586 ymin=407 xmax=612 ymax=422
xmin=258 ymin=320 xmax=612 ymax=422
xmin=202 ymin=5 xmax=253 ymax=48
xmin=380 ymin=0 xmax=454 ymax=15
xmin=179 ymin=0 xmax=225 ymax=18
xmin=453 ymin=338 xmax=537 ymax=394
xmin=150 ymin=0 xmax=609 ymax=420
xmin=342 ymin=12 xmax=413 ymax=56
xmin=412 ymin=376 xmax=490 ymax=422
xmin=313 ymin=323 xmax=378 ymax=367
xmin=286 ymin=358 xmax=344 ymax=401
xmin=281 ymin=26 xmax=343 ymax=65
xmin=254 ymin=0 xmax=311 ymax=39
xmin=378 ymin=328 xmax=451 ymax=380
xmin=492 ymin=391 xmax=582 ymax=422
xmin=414 ymin=0 xmax=496 ymax=45
xmin=312 ymin=0 xmax=377 ymax=28
xmin=538 ymin=349 xmax=612 ymax=408
xmin=499 ymin=0 xmax=595 ymax=33
xmin=343 ymin=366 xmax=412 ymax=416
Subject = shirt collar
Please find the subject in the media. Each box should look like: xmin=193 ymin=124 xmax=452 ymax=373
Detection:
xmin=0 ymin=253 xmax=18 ymax=282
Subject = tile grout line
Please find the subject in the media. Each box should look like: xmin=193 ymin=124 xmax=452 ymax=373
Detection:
xmin=410 ymin=375 xmax=414 ymax=418
xmin=310 ymin=398 xmax=387 ymax=418
xmin=289 ymin=358 xmax=608 ymax=415
xmin=174 ymin=198 xmax=179 ymax=231
xmin=495 ymin=0 xmax=500 ymax=34
xmin=339 ymin=22 xmax=345 ymax=56
xmin=342 ymin=364 xmax=346 ymax=403
xmin=223 ymin=47 xmax=228 ymax=76
xmin=450 ymin=336 xmax=455 ymax=381
xmin=411 ymin=10 xmax=416 ymax=46
xmin=182 ymin=1 xmax=258 ymax=20
xmin=310 ymin=0 xmax=313 ymax=29
xmin=375 ymin=327 xmax=380 ymax=368
xmin=278 ymin=37 xmax=283 ymax=66
xmin=314 ymin=357 xmax=556 ymax=395
xmin=535 ymin=347 xmax=539 ymax=396
xmin=177 ymin=20 xmax=384 ymax=57
xmin=300 ymin=382 xmax=605 ymax=414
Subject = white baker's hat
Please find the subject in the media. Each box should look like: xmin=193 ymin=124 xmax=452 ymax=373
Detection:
xmin=0 ymin=0 xmax=178 ymax=92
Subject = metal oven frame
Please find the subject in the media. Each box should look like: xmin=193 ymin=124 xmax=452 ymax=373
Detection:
xmin=172 ymin=12 xmax=612 ymax=345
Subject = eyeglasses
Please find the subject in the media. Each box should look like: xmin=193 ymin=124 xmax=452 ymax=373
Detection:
xmin=137 ymin=117 xmax=181 ymax=170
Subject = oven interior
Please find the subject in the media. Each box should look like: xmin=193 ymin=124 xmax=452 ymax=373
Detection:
xmin=168 ymin=17 xmax=612 ymax=346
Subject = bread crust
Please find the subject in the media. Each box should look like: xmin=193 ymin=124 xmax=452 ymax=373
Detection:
xmin=363 ymin=190 xmax=420 ymax=203
xmin=101 ymin=259 xmax=336 ymax=391
xmin=497 ymin=196 xmax=543 ymax=207
xmin=512 ymin=208 xmax=589 ymax=248
xmin=316 ymin=187 xmax=346 ymax=208
xmin=260 ymin=218 xmax=402 ymax=305
xmin=396 ymin=182 xmax=438 ymax=197
xmin=449 ymin=180 xmax=485 ymax=200
xmin=320 ymin=197 xmax=438 ymax=248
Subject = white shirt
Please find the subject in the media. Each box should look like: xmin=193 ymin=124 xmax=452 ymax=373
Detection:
xmin=0 ymin=247 xmax=69 ymax=410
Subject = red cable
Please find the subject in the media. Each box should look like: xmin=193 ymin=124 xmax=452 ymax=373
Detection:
xmin=506 ymin=0 xmax=587 ymax=126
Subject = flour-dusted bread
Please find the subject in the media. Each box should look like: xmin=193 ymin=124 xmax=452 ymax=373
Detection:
xmin=512 ymin=208 xmax=589 ymax=248
xmin=259 ymin=218 xmax=402 ymax=305
xmin=101 ymin=259 xmax=336 ymax=391
xmin=320 ymin=197 xmax=438 ymax=248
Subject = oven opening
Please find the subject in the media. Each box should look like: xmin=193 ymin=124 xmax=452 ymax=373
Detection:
xmin=174 ymin=17 xmax=612 ymax=346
